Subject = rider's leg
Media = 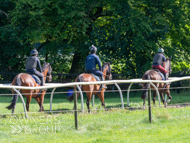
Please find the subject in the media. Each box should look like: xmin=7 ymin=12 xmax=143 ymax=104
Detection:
xmin=164 ymin=73 xmax=167 ymax=80
xmin=154 ymin=65 xmax=168 ymax=80
xmin=34 ymin=70 xmax=45 ymax=86
xmin=93 ymin=70 xmax=107 ymax=89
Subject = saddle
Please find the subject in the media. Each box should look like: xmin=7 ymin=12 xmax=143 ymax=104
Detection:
xmin=31 ymin=75 xmax=41 ymax=85
xmin=90 ymin=73 xmax=100 ymax=81
xmin=89 ymin=73 xmax=103 ymax=95
xmin=153 ymin=68 xmax=165 ymax=80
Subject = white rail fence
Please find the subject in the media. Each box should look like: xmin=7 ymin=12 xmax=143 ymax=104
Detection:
xmin=0 ymin=76 xmax=190 ymax=118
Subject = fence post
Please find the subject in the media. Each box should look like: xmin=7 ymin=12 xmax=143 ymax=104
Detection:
xmin=148 ymin=88 xmax=152 ymax=123
xmin=74 ymin=89 xmax=78 ymax=129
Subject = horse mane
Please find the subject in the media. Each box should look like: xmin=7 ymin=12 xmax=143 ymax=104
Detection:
xmin=102 ymin=62 xmax=109 ymax=71
xmin=166 ymin=58 xmax=170 ymax=61
xmin=102 ymin=62 xmax=111 ymax=74
xmin=42 ymin=63 xmax=49 ymax=72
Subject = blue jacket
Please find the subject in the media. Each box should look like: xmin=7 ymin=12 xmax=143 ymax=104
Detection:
xmin=85 ymin=54 xmax=102 ymax=71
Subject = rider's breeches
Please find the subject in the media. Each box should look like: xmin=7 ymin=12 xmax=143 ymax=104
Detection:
xmin=86 ymin=69 xmax=104 ymax=81
xmin=152 ymin=65 xmax=167 ymax=73
xmin=26 ymin=70 xmax=44 ymax=86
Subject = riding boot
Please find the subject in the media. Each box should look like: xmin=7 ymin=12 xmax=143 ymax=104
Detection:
xmin=164 ymin=73 xmax=167 ymax=80
xmin=101 ymin=75 xmax=107 ymax=89
xmin=40 ymin=78 xmax=47 ymax=91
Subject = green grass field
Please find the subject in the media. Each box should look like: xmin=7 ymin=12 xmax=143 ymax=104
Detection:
xmin=0 ymin=89 xmax=190 ymax=143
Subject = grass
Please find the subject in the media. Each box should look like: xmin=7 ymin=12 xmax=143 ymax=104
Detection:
xmin=0 ymin=89 xmax=190 ymax=142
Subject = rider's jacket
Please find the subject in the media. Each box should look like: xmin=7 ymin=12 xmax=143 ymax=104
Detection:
xmin=152 ymin=53 xmax=166 ymax=65
xmin=25 ymin=55 xmax=42 ymax=72
xmin=85 ymin=53 xmax=102 ymax=71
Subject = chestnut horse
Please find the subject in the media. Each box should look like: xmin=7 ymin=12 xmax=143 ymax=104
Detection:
xmin=141 ymin=58 xmax=172 ymax=107
xmin=6 ymin=62 xmax=53 ymax=114
xmin=67 ymin=62 xmax=112 ymax=113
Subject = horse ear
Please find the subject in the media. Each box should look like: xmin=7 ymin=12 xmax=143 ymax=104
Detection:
xmin=170 ymin=56 xmax=172 ymax=60
xmin=50 ymin=61 xmax=53 ymax=65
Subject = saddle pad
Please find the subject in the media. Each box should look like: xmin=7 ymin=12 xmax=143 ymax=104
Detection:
xmin=31 ymin=75 xmax=41 ymax=85
xmin=90 ymin=73 xmax=100 ymax=81
xmin=153 ymin=69 xmax=165 ymax=80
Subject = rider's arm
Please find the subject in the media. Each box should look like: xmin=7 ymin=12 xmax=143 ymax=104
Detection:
xmin=95 ymin=56 xmax=102 ymax=71
xmin=37 ymin=58 xmax=42 ymax=72
xmin=162 ymin=55 xmax=166 ymax=69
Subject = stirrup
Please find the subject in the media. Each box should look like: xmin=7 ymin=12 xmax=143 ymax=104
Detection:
xmin=41 ymin=84 xmax=47 ymax=91
xmin=102 ymin=84 xmax=107 ymax=89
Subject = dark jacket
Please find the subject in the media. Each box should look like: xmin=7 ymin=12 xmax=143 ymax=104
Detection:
xmin=152 ymin=53 xmax=166 ymax=65
xmin=25 ymin=55 xmax=42 ymax=72
xmin=85 ymin=54 xmax=102 ymax=71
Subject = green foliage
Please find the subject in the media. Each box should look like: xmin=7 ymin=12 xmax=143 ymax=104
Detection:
xmin=0 ymin=0 xmax=190 ymax=77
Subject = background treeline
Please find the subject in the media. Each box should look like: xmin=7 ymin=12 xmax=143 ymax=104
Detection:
xmin=0 ymin=0 xmax=190 ymax=81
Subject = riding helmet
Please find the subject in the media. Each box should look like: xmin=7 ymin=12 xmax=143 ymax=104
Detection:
xmin=30 ymin=48 xmax=38 ymax=55
xmin=90 ymin=45 xmax=97 ymax=53
xmin=158 ymin=47 xmax=164 ymax=53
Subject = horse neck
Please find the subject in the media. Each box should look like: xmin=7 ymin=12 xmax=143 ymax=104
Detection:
xmin=102 ymin=66 xmax=108 ymax=79
xmin=165 ymin=61 xmax=170 ymax=76
xmin=42 ymin=68 xmax=48 ymax=82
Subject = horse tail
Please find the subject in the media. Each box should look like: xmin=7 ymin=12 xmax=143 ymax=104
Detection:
xmin=141 ymin=73 xmax=151 ymax=99
xmin=67 ymin=75 xmax=84 ymax=102
xmin=6 ymin=75 xmax=21 ymax=110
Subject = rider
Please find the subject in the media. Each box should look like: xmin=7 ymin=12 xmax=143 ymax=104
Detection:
xmin=85 ymin=45 xmax=107 ymax=89
xmin=152 ymin=47 xmax=167 ymax=80
xmin=25 ymin=48 xmax=45 ymax=86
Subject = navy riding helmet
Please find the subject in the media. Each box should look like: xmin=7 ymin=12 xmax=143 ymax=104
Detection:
xmin=30 ymin=48 xmax=38 ymax=55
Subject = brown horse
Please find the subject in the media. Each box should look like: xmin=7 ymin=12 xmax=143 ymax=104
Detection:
xmin=67 ymin=61 xmax=112 ymax=113
xmin=141 ymin=58 xmax=172 ymax=107
xmin=6 ymin=62 xmax=53 ymax=114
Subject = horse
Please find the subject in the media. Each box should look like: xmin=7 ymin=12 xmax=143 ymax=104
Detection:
xmin=6 ymin=62 xmax=53 ymax=115
xmin=67 ymin=61 xmax=112 ymax=113
xmin=141 ymin=58 xmax=172 ymax=108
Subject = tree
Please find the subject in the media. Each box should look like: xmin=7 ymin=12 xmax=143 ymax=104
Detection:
xmin=0 ymin=0 xmax=189 ymax=78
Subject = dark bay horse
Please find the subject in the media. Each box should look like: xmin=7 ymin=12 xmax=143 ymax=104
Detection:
xmin=141 ymin=58 xmax=172 ymax=107
xmin=67 ymin=62 xmax=112 ymax=113
xmin=6 ymin=62 xmax=53 ymax=114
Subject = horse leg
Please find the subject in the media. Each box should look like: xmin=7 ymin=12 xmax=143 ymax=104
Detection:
xmin=26 ymin=95 xmax=32 ymax=112
xmin=39 ymin=92 xmax=45 ymax=111
xmin=97 ymin=92 xmax=106 ymax=110
xmin=153 ymin=90 xmax=157 ymax=105
xmin=159 ymin=91 xmax=166 ymax=106
xmin=165 ymin=89 xmax=172 ymax=107
xmin=142 ymin=98 xmax=146 ymax=109
xmin=86 ymin=92 xmax=92 ymax=113
xmin=35 ymin=97 xmax=42 ymax=110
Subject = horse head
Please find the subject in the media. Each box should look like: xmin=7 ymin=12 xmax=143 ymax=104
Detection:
xmin=42 ymin=61 xmax=53 ymax=82
xmin=102 ymin=61 xmax=112 ymax=80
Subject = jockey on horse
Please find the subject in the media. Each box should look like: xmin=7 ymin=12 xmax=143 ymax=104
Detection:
xmin=85 ymin=45 xmax=107 ymax=89
xmin=152 ymin=47 xmax=168 ymax=80
xmin=25 ymin=48 xmax=45 ymax=88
